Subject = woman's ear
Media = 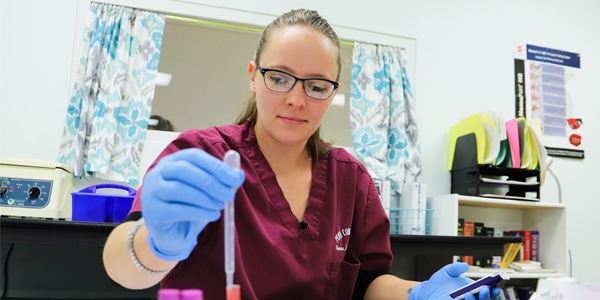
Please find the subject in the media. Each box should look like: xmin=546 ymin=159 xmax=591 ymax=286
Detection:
xmin=248 ymin=61 xmax=257 ymax=93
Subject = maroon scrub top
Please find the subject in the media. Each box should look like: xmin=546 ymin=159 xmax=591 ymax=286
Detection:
xmin=130 ymin=122 xmax=392 ymax=299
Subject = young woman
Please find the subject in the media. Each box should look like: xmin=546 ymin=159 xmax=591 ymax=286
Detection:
xmin=103 ymin=9 xmax=498 ymax=300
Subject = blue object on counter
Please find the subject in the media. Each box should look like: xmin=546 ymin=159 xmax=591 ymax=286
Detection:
xmin=72 ymin=183 xmax=136 ymax=223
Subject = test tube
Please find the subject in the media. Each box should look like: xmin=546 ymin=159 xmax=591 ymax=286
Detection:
xmin=223 ymin=150 xmax=241 ymax=300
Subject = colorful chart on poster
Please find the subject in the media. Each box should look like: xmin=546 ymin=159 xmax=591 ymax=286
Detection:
xmin=514 ymin=43 xmax=583 ymax=159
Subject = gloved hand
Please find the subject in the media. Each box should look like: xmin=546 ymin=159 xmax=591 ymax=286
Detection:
xmin=141 ymin=148 xmax=245 ymax=261
xmin=409 ymin=262 xmax=501 ymax=300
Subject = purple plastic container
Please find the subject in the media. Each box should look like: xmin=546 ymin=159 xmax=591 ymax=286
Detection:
xmin=71 ymin=183 xmax=136 ymax=223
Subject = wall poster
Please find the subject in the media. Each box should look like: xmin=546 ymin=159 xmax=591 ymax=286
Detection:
xmin=514 ymin=43 xmax=583 ymax=159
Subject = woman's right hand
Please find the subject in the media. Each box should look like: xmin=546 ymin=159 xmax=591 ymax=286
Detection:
xmin=141 ymin=148 xmax=245 ymax=261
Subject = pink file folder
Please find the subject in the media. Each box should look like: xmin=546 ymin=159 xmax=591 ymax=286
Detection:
xmin=505 ymin=118 xmax=520 ymax=168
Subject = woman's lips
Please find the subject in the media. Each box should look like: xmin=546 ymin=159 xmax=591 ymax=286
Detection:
xmin=279 ymin=116 xmax=306 ymax=125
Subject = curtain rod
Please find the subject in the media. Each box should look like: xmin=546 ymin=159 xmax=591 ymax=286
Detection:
xmin=166 ymin=15 xmax=355 ymax=48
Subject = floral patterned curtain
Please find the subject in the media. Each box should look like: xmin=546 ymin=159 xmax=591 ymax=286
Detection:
xmin=350 ymin=42 xmax=421 ymax=194
xmin=58 ymin=3 xmax=165 ymax=184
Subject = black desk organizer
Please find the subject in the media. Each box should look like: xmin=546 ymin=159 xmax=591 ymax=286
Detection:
xmin=451 ymin=133 xmax=540 ymax=199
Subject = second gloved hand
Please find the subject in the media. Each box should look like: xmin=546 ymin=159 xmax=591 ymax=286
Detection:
xmin=141 ymin=148 xmax=245 ymax=261
xmin=409 ymin=262 xmax=501 ymax=300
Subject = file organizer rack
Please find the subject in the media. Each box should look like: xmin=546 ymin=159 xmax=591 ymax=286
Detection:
xmin=450 ymin=133 xmax=540 ymax=199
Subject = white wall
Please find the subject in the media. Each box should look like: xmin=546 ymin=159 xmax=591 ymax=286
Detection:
xmin=0 ymin=0 xmax=79 ymax=161
xmin=1 ymin=0 xmax=599 ymax=285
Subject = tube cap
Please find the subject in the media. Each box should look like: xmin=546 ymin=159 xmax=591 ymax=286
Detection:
xmin=181 ymin=289 xmax=204 ymax=300
xmin=226 ymin=284 xmax=241 ymax=300
xmin=158 ymin=289 xmax=180 ymax=300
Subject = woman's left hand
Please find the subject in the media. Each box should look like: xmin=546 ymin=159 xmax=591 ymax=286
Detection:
xmin=408 ymin=262 xmax=501 ymax=300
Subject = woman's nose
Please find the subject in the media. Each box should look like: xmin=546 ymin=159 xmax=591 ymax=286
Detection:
xmin=285 ymin=83 xmax=307 ymax=108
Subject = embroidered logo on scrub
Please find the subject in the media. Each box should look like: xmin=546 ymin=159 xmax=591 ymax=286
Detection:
xmin=334 ymin=227 xmax=351 ymax=251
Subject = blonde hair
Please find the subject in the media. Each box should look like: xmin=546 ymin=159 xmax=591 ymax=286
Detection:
xmin=235 ymin=8 xmax=341 ymax=160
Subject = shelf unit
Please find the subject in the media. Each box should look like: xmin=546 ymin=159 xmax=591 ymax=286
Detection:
xmin=463 ymin=271 xmax=568 ymax=279
xmin=429 ymin=194 xmax=568 ymax=279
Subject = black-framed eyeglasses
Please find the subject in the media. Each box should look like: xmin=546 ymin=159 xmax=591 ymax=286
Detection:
xmin=258 ymin=66 xmax=339 ymax=100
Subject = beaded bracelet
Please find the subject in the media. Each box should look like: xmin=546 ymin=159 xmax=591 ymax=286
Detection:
xmin=128 ymin=218 xmax=172 ymax=275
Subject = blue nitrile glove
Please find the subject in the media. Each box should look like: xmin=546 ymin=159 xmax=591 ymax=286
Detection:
xmin=141 ymin=148 xmax=245 ymax=261
xmin=409 ymin=262 xmax=501 ymax=300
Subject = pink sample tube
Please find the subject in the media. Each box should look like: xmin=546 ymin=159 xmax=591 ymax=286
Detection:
xmin=157 ymin=289 xmax=180 ymax=300
xmin=181 ymin=289 xmax=204 ymax=300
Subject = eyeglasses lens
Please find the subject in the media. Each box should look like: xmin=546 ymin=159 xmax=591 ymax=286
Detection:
xmin=263 ymin=70 xmax=335 ymax=100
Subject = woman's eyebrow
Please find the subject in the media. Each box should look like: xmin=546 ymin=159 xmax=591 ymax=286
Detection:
xmin=263 ymin=64 xmax=333 ymax=80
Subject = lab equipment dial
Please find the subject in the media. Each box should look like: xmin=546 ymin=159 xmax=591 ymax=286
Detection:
xmin=0 ymin=177 xmax=53 ymax=208
xmin=29 ymin=186 xmax=42 ymax=199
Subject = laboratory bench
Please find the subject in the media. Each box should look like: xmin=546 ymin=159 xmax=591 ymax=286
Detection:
xmin=0 ymin=217 xmax=521 ymax=299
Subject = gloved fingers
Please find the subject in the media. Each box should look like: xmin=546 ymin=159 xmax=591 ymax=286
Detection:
xmin=159 ymin=157 xmax=244 ymax=190
xmin=150 ymin=176 xmax=238 ymax=211
xmin=164 ymin=205 xmax=221 ymax=223
xmin=169 ymin=222 xmax=205 ymax=246
xmin=150 ymin=222 xmax=205 ymax=244
xmin=462 ymin=293 xmax=476 ymax=300
xmin=490 ymin=287 xmax=501 ymax=298
xmin=476 ymin=286 xmax=491 ymax=300
xmin=146 ymin=221 xmax=209 ymax=259
xmin=147 ymin=228 xmax=201 ymax=261
xmin=146 ymin=203 xmax=222 ymax=225
xmin=164 ymin=148 xmax=246 ymax=188
xmin=442 ymin=262 xmax=470 ymax=277
xmin=429 ymin=262 xmax=471 ymax=283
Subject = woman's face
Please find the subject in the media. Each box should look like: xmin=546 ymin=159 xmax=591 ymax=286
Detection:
xmin=248 ymin=25 xmax=339 ymax=149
